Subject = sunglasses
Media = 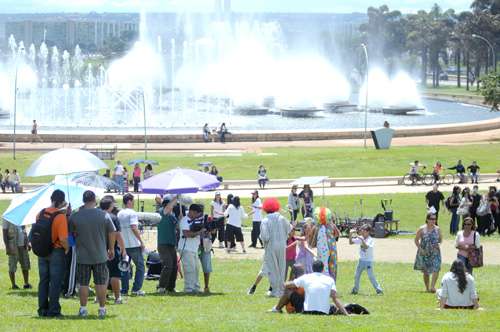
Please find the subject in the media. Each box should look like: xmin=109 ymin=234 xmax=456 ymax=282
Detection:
xmin=464 ymin=223 xmax=473 ymax=226
xmin=428 ymin=218 xmax=436 ymax=221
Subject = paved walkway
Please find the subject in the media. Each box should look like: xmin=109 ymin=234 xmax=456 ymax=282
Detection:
xmin=2 ymin=127 xmax=500 ymax=152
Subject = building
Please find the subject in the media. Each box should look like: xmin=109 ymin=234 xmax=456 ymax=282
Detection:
xmin=2 ymin=14 xmax=139 ymax=52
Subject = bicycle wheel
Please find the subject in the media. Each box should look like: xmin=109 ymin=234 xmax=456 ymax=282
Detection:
xmin=443 ymin=173 xmax=454 ymax=185
xmin=403 ymin=174 xmax=414 ymax=186
xmin=423 ymin=174 xmax=434 ymax=186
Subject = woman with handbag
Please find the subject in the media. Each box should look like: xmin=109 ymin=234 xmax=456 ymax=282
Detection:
xmin=455 ymin=217 xmax=481 ymax=274
xmin=414 ymin=213 xmax=442 ymax=293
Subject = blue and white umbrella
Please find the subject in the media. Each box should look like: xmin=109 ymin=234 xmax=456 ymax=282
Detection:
xmin=2 ymin=180 xmax=102 ymax=226
xmin=71 ymin=172 xmax=121 ymax=191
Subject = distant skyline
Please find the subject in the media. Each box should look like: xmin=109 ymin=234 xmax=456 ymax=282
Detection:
xmin=0 ymin=0 xmax=473 ymax=14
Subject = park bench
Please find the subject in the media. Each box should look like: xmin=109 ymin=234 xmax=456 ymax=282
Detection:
xmin=83 ymin=144 xmax=118 ymax=160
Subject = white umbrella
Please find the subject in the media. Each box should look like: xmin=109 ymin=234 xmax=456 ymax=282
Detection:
xmin=25 ymin=148 xmax=108 ymax=177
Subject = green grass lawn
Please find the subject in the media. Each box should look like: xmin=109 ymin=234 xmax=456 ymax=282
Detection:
xmin=0 ymin=255 xmax=498 ymax=331
xmin=1 ymin=144 xmax=500 ymax=183
xmin=423 ymin=85 xmax=481 ymax=97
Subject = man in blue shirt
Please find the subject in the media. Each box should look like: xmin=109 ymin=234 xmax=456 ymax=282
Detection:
xmin=157 ymin=196 xmax=179 ymax=294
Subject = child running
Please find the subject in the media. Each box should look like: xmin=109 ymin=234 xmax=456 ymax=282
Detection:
xmin=349 ymin=224 xmax=383 ymax=295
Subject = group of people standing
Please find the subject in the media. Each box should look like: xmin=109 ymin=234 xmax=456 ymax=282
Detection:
xmin=105 ymin=161 xmax=155 ymax=194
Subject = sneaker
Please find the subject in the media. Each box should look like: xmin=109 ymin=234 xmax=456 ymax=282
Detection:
xmin=157 ymin=287 xmax=167 ymax=295
xmin=114 ymin=297 xmax=124 ymax=304
xmin=23 ymin=284 xmax=33 ymax=289
xmin=267 ymin=306 xmax=282 ymax=313
xmin=376 ymin=290 xmax=384 ymax=295
xmin=11 ymin=284 xmax=20 ymax=290
xmin=78 ymin=307 xmax=88 ymax=317
xmin=266 ymin=290 xmax=272 ymax=297
xmin=98 ymin=308 xmax=106 ymax=319
xmin=242 ymin=249 xmax=247 ymax=254
xmin=351 ymin=289 xmax=358 ymax=295
xmin=247 ymin=285 xmax=256 ymax=295
xmin=131 ymin=290 xmax=145 ymax=296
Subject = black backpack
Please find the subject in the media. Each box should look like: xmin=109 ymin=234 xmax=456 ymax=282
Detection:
xmin=31 ymin=209 xmax=62 ymax=257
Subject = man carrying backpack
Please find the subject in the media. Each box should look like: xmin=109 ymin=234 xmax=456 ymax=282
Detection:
xmin=33 ymin=189 xmax=69 ymax=318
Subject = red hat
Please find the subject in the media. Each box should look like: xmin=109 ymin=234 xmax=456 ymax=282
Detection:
xmin=263 ymin=198 xmax=280 ymax=213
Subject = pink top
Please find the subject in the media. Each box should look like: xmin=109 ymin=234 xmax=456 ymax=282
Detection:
xmin=455 ymin=231 xmax=478 ymax=257
xmin=133 ymin=167 xmax=141 ymax=178
xmin=286 ymin=236 xmax=297 ymax=261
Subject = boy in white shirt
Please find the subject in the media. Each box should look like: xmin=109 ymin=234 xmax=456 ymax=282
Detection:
xmin=349 ymin=224 xmax=383 ymax=295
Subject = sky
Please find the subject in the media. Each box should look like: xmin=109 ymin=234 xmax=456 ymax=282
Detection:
xmin=0 ymin=0 xmax=473 ymax=13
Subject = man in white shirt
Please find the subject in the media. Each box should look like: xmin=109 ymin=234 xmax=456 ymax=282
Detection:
xmin=118 ymin=193 xmax=145 ymax=296
xmin=349 ymin=224 xmax=383 ymax=295
xmin=113 ymin=161 xmax=125 ymax=194
xmin=178 ymin=204 xmax=205 ymax=293
xmin=280 ymin=260 xmax=348 ymax=315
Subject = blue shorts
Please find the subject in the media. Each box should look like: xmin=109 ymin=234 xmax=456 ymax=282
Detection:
xmin=199 ymin=250 xmax=212 ymax=273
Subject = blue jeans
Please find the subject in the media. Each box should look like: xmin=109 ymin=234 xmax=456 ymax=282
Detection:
xmin=450 ymin=210 xmax=459 ymax=235
xmin=353 ymin=260 xmax=382 ymax=293
xmin=115 ymin=175 xmax=124 ymax=194
xmin=121 ymin=246 xmax=144 ymax=294
xmin=457 ymin=254 xmax=473 ymax=274
xmin=38 ymin=248 xmax=65 ymax=317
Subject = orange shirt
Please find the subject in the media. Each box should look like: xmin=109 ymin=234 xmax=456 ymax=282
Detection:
xmin=37 ymin=207 xmax=68 ymax=249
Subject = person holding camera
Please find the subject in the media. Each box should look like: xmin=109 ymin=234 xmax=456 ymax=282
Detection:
xmin=157 ymin=196 xmax=178 ymax=294
xmin=178 ymin=204 xmax=205 ymax=294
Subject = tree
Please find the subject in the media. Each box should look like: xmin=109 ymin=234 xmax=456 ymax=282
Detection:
xmin=480 ymin=72 xmax=500 ymax=111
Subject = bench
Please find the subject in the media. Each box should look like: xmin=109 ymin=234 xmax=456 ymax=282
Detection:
xmin=83 ymin=144 xmax=118 ymax=160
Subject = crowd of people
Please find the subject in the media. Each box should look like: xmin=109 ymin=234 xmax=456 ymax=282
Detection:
xmin=3 ymin=164 xmax=495 ymax=319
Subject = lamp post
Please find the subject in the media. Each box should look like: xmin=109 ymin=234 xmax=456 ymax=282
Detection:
xmin=13 ymin=66 xmax=18 ymax=160
xmin=472 ymin=34 xmax=496 ymax=73
xmin=361 ymin=43 xmax=369 ymax=149
xmin=141 ymin=89 xmax=148 ymax=160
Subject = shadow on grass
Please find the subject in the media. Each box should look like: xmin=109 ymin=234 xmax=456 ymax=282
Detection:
xmin=147 ymin=291 xmax=225 ymax=297
xmin=33 ymin=314 xmax=117 ymax=321
xmin=7 ymin=290 xmax=38 ymax=298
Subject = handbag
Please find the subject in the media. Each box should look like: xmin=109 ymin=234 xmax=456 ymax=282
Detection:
xmin=468 ymin=231 xmax=483 ymax=268
xmin=476 ymin=200 xmax=490 ymax=216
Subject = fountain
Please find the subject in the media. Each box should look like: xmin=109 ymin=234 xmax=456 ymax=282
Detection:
xmin=0 ymin=8 xmax=497 ymax=136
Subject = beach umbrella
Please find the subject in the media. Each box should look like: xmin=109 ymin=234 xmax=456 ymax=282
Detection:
xmin=141 ymin=168 xmax=220 ymax=195
xmin=70 ymin=172 xmax=121 ymax=191
xmin=2 ymin=181 xmax=103 ymax=226
xmin=128 ymin=159 xmax=159 ymax=166
xmin=25 ymin=148 xmax=108 ymax=177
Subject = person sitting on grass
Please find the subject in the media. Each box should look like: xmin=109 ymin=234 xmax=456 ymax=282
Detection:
xmin=437 ymin=260 xmax=479 ymax=310
xmin=269 ymin=260 xmax=348 ymax=315
xmin=349 ymin=225 xmax=383 ymax=295
xmin=268 ymin=264 xmax=305 ymax=313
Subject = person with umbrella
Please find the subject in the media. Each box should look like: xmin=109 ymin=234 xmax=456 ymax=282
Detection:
xmin=36 ymin=189 xmax=69 ymax=318
xmin=259 ymin=198 xmax=292 ymax=297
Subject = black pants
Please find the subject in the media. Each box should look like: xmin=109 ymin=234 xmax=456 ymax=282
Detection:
xmin=290 ymin=209 xmax=299 ymax=223
xmin=158 ymin=244 xmax=177 ymax=291
xmin=251 ymin=221 xmax=263 ymax=247
xmin=133 ymin=177 xmax=140 ymax=192
xmin=211 ymin=217 xmax=225 ymax=243
xmin=477 ymin=214 xmax=492 ymax=235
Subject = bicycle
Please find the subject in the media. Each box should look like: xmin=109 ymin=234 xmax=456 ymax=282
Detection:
xmin=423 ymin=172 xmax=456 ymax=186
xmin=402 ymin=172 xmax=430 ymax=186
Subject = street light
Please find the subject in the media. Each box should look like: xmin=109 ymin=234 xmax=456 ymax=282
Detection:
xmin=141 ymin=89 xmax=148 ymax=160
xmin=12 ymin=45 xmax=24 ymax=160
xmin=472 ymin=34 xmax=497 ymax=73
xmin=361 ymin=43 xmax=369 ymax=149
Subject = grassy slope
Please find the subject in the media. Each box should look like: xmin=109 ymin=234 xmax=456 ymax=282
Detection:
xmin=0 ymin=257 xmax=498 ymax=332
xmin=1 ymin=144 xmax=500 ymax=183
